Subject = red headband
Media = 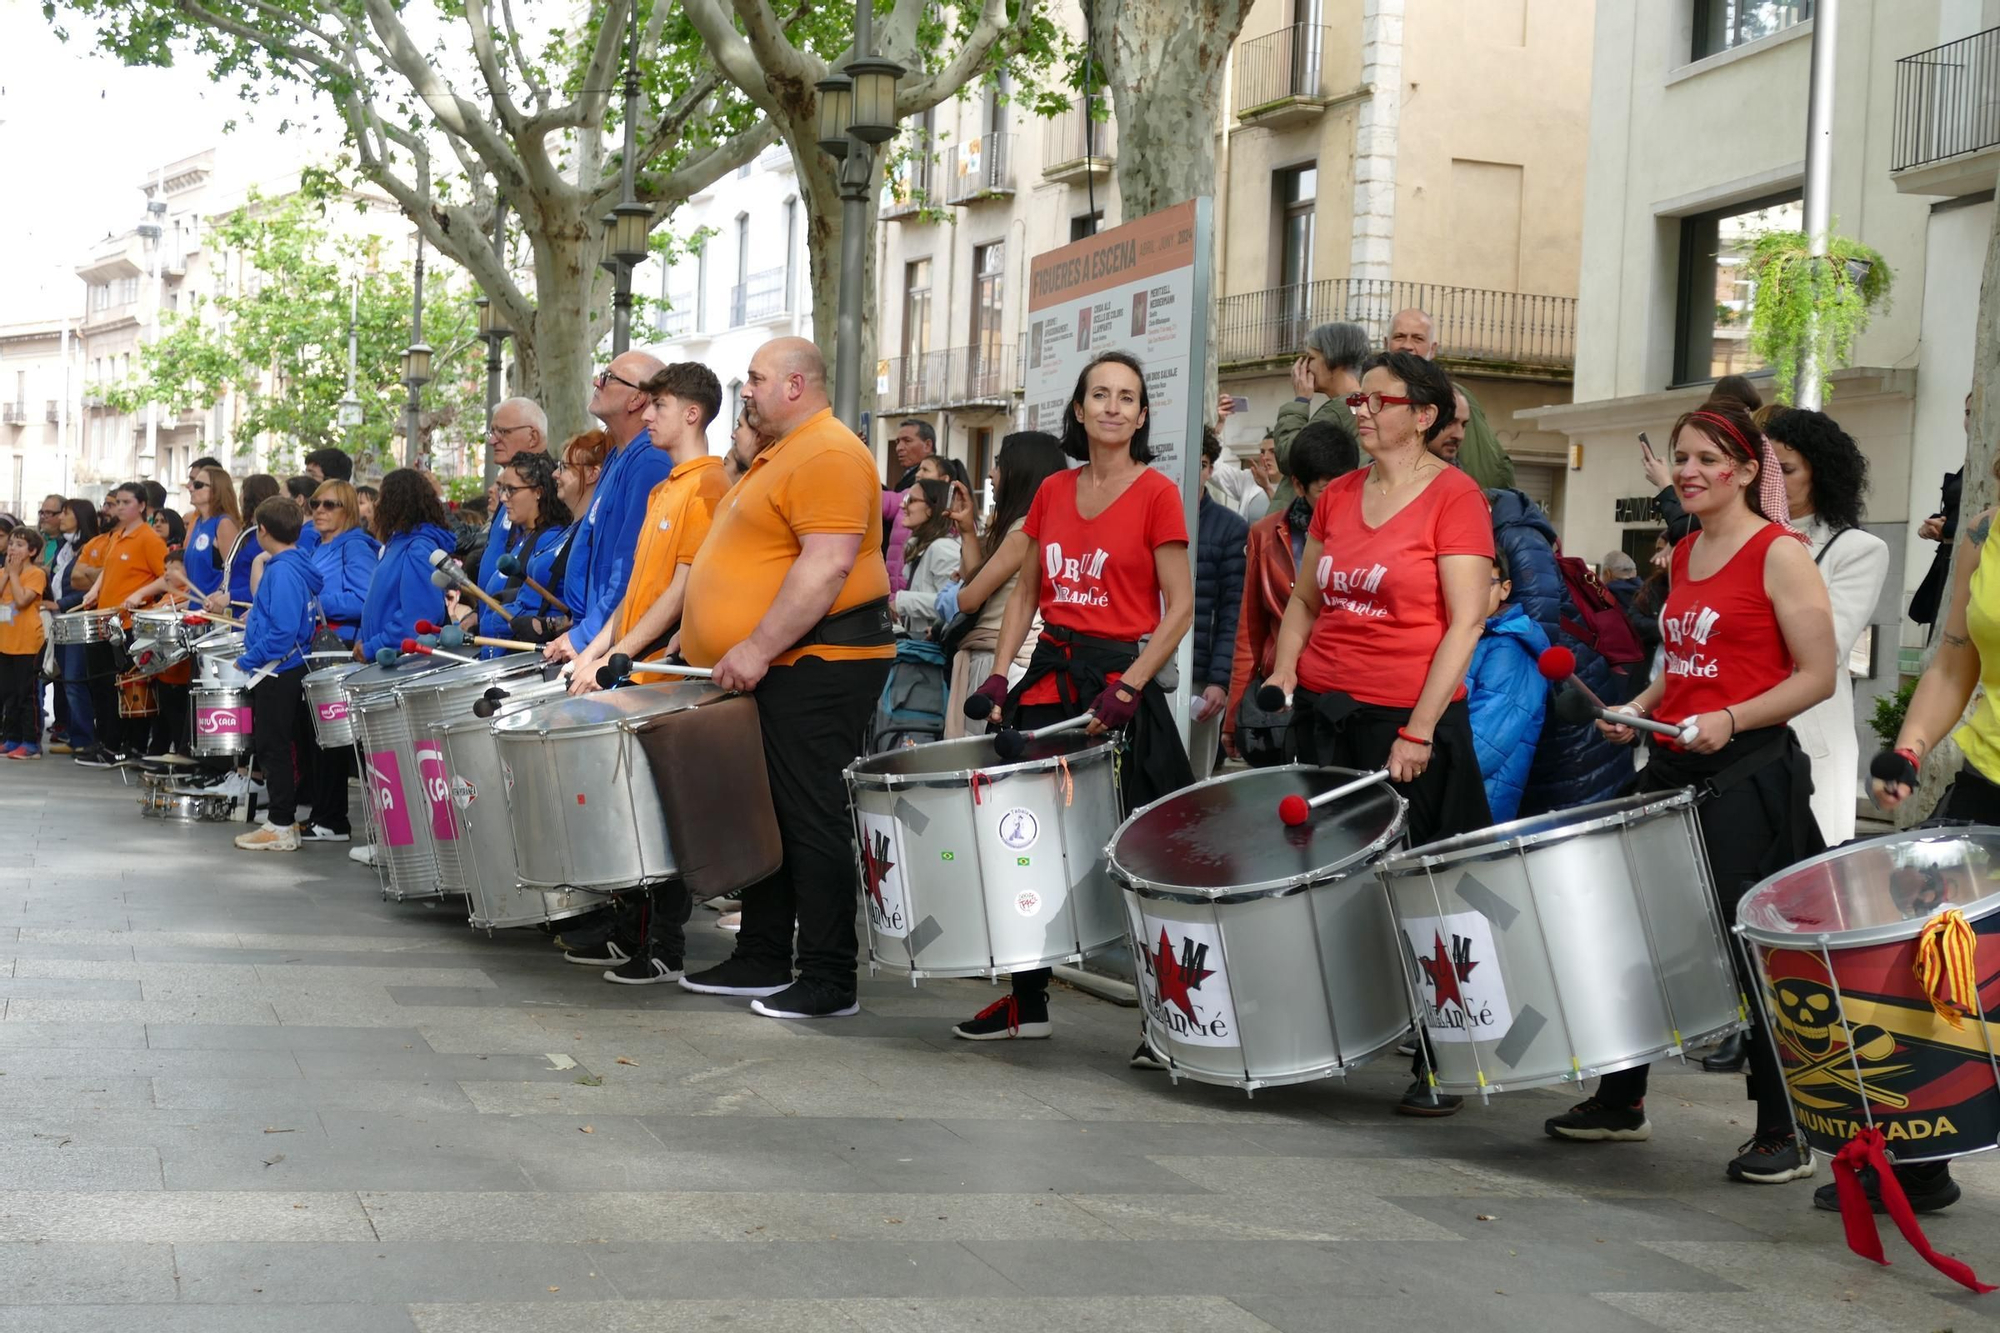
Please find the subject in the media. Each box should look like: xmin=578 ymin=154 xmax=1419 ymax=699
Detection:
xmin=1686 ymin=409 xmax=1753 ymax=455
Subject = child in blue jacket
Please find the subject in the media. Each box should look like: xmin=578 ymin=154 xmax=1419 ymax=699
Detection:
xmin=234 ymin=497 xmax=324 ymax=853
xmin=1464 ymin=552 xmax=1550 ymax=824
xmin=358 ymin=469 xmax=453 ymax=660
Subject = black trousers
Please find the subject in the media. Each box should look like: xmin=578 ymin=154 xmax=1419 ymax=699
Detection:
xmin=150 ymin=681 xmax=188 ymax=757
xmin=1288 ymin=692 xmax=1492 ymax=847
xmin=249 ymin=665 xmax=308 ymax=827
xmin=303 ymin=743 xmax=352 ymax=835
xmin=0 ymin=651 xmax=40 ymax=745
xmin=734 ymin=656 xmax=891 ymax=991
xmin=84 ymin=641 xmax=141 ymax=752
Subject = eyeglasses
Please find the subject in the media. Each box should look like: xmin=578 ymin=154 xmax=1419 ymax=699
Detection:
xmin=496 ymin=483 xmax=535 ymax=496
xmin=489 ymin=423 xmax=536 ymax=438
xmin=594 ymin=369 xmax=641 ymax=393
xmin=310 ymin=499 xmax=344 ymax=512
xmin=1344 ymin=392 xmax=1416 ymax=414
xmin=37 ymin=508 xmax=60 ymax=518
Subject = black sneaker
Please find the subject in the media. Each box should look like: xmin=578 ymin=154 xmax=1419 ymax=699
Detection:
xmin=299 ymin=824 xmax=351 ymax=843
xmin=1812 ymin=1161 xmax=1959 ymax=1213
xmin=1726 ymin=1131 xmax=1815 ymax=1183
xmin=563 ymin=940 xmax=630 ymax=967
xmin=751 ymin=978 xmax=860 ymax=1019
xmin=1545 ymin=1097 xmax=1651 ymax=1141
xmin=73 ymin=746 xmax=117 ymax=769
xmin=604 ymin=956 xmax=684 ymax=986
xmin=678 ymin=957 xmax=791 ymax=997
xmin=1700 ymin=1032 xmax=1747 ymax=1073
xmin=952 ymin=992 xmax=1052 ymax=1041
xmin=1130 ymin=1041 xmax=1166 ymax=1070
xmin=1397 ymin=1078 xmax=1463 ymax=1117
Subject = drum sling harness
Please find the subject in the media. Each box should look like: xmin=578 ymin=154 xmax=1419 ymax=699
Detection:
xmin=1009 ymin=625 xmax=1193 ymax=811
xmin=788 ymin=596 xmax=894 ymax=654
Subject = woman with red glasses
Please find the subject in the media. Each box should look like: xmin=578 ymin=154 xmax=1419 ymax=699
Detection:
xmin=1262 ymin=349 xmax=1495 ymax=1117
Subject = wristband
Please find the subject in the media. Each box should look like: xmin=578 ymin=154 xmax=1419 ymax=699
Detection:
xmin=1723 ymin=706 xmax=1737 ymax=737
xmin=1896 ymin=747 xmax=1922 ymax=770
xmin=1395 ymin=727 xmax=1433 ymax=748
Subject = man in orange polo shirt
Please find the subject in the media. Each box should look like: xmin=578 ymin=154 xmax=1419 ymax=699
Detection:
xmin=570 ymin=362 xmax=730 ymax=697
xmin=76 ymin=482 xmax=167 ymax=764
xmin=677 ymin=336 xmax=894 ymax=1021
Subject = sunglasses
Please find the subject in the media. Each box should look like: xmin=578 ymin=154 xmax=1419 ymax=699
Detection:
xmin=310 ymin=498 xmax=344 ymax=512
xmin=190 ymin=481 xmax=211 ymax=492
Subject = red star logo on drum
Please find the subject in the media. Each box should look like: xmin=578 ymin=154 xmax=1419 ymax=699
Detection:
xmin=860 ymin=829 xmax=895 ymax=914
xmin=1149 ymin=927 xmax=1215 ymax=1023
xmin=1418 ymin=932 xmax=1476 ymax=1013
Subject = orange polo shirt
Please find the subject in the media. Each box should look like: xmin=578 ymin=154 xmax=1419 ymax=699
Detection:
xmin=0 ymin=564 xmax=47 ymax=656
xmin=96 ymin=523 xmax=168 ymax=627
xmin=680 ymin=407 xmax=892 ymax=669
xmin=613 ymin=453 xmax=729 ymax=649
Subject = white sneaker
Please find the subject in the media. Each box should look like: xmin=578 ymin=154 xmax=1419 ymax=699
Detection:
xmin=213 ymin=772 xmax=250 ymax=800
xmin=348 ymin=843 xmax=377 ymax=866
xmin=234 ymin=821 xmax=300 ymax=852
xmin=299 ymin=824 xmax=351 ymax=843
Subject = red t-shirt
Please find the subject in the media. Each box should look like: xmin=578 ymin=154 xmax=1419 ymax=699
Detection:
xmin=1297 ymin=466 xmax=1493 ymax=707
xmin=1659 ymin=523 xmax=1794 ymax=723
xmin=1019 ymin=466 xmax=1188 ymax=705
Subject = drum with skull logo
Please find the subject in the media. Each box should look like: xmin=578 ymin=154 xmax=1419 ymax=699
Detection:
xmin=1738 ymin=827 xmax=2000 ymax=1163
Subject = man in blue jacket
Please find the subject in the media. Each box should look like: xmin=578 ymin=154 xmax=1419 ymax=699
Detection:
xmin=476 ymin=397 xmax=549 ymax=595
xmin=234 ymin=498 xmax=323 ymax=853
xmin=1192 ymin=431 xmax=1248 ymax=780
xmin=545 ymin=353 xmax=672 ymax=661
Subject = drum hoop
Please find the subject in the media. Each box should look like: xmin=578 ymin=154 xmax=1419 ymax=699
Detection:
xmin=1735 ymin=823 xmax=2000 ymax=949
xmin=494 ymin=687 xmax=728 ymax=740
xmin=1377 ymin=787 xmax=1699 ymax=876
xmin=1107 ymin=763 xmax=1410 ymax=904
xmin=843 ymin=736 xmax=1119 ymax=789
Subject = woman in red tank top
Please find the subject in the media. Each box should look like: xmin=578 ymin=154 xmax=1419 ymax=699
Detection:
xmin=1545 ymin=399 xmax=1836 ymax=1189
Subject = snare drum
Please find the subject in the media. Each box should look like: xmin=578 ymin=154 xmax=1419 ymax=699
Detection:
xmin=1110 ymin=767 xmax=1412 ymax=1090
xmin=305 ymin=661 xmax=365 ymax=748
xmin=845 ymin=732 xmax=1122 ymax=981
xmin=137 ymin=772 xmax=232 ymax=822
xmin=131 ymin=607 xmax=190 ymax=673
xmin=1375 ymin=789 xmax=1745 ymax=1098
xmin=194 ymin=630 xmax=250 ymax=689
xmin=53 ymin=608 xmax=119 ymax=645
xmin=190 ymin=687 xmax=252 ymax=757
xmin=344 ymin=654 xmax=467 ymax=900
xmin=1738 ymin=828 xmax=2000 ymax=1163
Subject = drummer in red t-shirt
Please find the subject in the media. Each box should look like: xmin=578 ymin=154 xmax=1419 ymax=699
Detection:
xmin=1264 ymin=350 xmax=1495 ymax=1116
xmin=1556 ymin=398 xmax=1835 ymax=1187
xmin=958 ymin=350 xmax=1196 ymax=1044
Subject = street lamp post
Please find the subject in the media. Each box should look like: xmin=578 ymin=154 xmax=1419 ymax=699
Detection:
xmin=816 ymin=1 xmax=905 ymax=431
xmin=402 ymin=233 xmax=432 ymax=468
xmin=607 ymin=7 xmax=651 ymax=355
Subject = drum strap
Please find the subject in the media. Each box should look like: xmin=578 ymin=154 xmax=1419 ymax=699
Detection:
xmin=787 ymin=596 xmax=893 ymax=654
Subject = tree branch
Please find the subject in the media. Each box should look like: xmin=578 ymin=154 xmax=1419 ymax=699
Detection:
xmin=899 ymin=0 xmax=1026 ymax=114
xmin=603 ymin=68 xmax=724 ymax=189
xmin=462 ymin=0 xmax=526 ymax=134
xmin=360 ymin=0 xmax=524 ymax=181
xmin=729 ymin=0 xmax=816 ymax=87
xmin=681 ymin=0 xmax=777 ymax=116
xmin=578 ymin=0 xmax=633 ymax=145
xmin=630 ymin=115 xmax=778 ymax=221
xmin=498 ymin=0 xmax=549 ymax=112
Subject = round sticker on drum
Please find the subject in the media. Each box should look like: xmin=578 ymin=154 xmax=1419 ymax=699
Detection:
xmin=1015 ymin=889 xmax=1041 ymax=917
xmin=997 ymin=807 xmax=1039 ymax=851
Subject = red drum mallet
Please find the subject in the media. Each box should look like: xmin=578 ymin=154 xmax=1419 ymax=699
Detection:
xmin=403 ymin=637 xmax=476 ymax=663
xmin=1277 ymin=768 xmax=1393 ymax=827
xmin=1535 ymin=646 xmax=1698 ymax=745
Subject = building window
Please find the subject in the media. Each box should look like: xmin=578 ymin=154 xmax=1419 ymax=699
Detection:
xmin=970 ymin=242 xmax=1005 ymax=393
xmin=695 ymin=240 xmax=709 ymax=331
xmin=1673 ymin=192 xmax=1802 ymax=386
xmin=1070 ymin=212 xmax=1102 ymax=241
xmin=902 ymin=259 xmax=933 ymax=361
xmin=731 ymin=213 xmax=750 ymax=327
xmin=1692 ymin=0 xmax=1811 ymax=61
xmin=1275 ymin=163 xmax=1318 ymax=345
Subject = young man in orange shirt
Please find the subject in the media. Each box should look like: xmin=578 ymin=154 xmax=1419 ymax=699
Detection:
xmin=76 ymin=483 xmax=168 ymax=765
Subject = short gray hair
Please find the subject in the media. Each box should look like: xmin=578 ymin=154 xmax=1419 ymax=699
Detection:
xmin=498 ymin=396 xmax=547 ymax=439
xmin=1601 ymin=550 xmax=1638 ymax=578
xmin=1304 ymin=321 xmax=1370 ymax=373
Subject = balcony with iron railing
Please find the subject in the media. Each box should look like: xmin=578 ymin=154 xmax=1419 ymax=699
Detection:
xmin=657 ymin=298 xmax=697 ymax=339
xmin=2 ymin=402 xmax=26 ymax=425
xmin=877 ymin=344 xmax=1021 ymax=412
xmin=944 ymin=133 xmax=1016 ymax=205
xmin=1891 ymin=26 xmax=2000 ymax=195
xmin=45 ymin=400 xmax=59 ymax=424
xmin=881 ymin=133 xmax=935 ymax=219
xmin=1234 ymin=24 xmax=1333 ymax=128
xmin=729 ymin=266 xmax=792 ymax=327
xmin=1043 ymin=99 xmax=1115 ymax=184
xmin=1218 ymin=279 xmax=1577 ymax=374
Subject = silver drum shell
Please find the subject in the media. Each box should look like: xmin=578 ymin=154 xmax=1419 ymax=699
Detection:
xmin=305 ymin=662 xmax=365 ymax=748
xmin=344 ymin=655 xmax=466 ymax=898
xmin=1375 ymin=788 xmax=1745 ymax=1097
xmin=494 ymin=717 xmax=676 ymax=892
xmin=844 ymin=734 xmax=1123 ymax=981
xmin=190 ymin=687 xmax=253 ymax=757
xmin=53 ymin=610 xmax=119 ymax=645
xmin=194 ymin=631 xmax=250 ymax=689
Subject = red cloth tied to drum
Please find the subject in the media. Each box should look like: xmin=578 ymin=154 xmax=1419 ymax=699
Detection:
xmin=1831 ymin=1128 xmax=1994 ymax=1292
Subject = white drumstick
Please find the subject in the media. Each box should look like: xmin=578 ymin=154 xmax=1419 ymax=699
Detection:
xmin=1278 ymin=768 xmax=1392 ymax=826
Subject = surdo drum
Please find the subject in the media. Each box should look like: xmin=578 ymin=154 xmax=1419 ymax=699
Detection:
xmin=1738 ymin=827 xmax=2000 ymax=1164
xmin=844 ymin=732 xmax=1122 ymax=982
xmin=345 ymin=653 xmax=466 ymax=900
xmin=190 ymin=686 xmax=252 ymax=757
xmin=1375 ymin=789 xmax=1745 ymax=1098
xmin=1108 ymin=766 xmax=1412 ymax=1091
xmin=305 ymin=661 xmax=365 ymax=748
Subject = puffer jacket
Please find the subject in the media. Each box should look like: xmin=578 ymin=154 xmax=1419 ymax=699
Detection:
xmin=1465 ymin=602 xmax=1549 ymax=823
xmin=1487 ymin=489 xmax=1635 ymax=815
xmin=1193 ymin=495 xmax=1248 ymax=691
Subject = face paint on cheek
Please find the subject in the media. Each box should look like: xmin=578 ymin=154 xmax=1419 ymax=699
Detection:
xmin=1716 ymin=468 xmax=1733 ymax=483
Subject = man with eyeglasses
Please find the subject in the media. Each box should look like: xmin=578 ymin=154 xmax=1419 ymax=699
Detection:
xmin=544 ymin=352 xmax=671 ymax=663
xmin=1385 ymin=307 xmax=1515 ymax=490
xmin=35 ymin=496 xmax=64 ymax=567
xmin=475 ymin=396 xmax=549 ymax=601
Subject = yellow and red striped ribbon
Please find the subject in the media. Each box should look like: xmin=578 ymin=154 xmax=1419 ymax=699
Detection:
xmin=1914 ymin=909 xmax=1980 ymax=1030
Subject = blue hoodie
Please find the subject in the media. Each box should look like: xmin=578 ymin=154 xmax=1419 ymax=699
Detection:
xmin=359 ymin=522 xmax=453 ymax=659
xmin=478 ymin=523 xmax=566 ymax=655
xmin=311 ymin=525 xmax=382 ymax=644
xmin=565 ymin=431 xmax=674 ymax=651
xmin=237 ymin=546 xmax=323 ymax=675
xmin=1465 ymin=601 xmax=1550 ymax=823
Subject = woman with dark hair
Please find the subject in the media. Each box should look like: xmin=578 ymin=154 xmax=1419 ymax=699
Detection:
xmin=915 ymin=452 xmax=973 ymax=496
xmin=891 ymin=478 xmax=959 ymax=637
xmin=480 ymin=450 xmax=572 ymax=657
xmin=355 ymin=484 xmax=380 ymax=535
xmin=939 ymin=431 xmax=1070 ymax=736
xmin=1555 ymin=399 xmax=1835 ymax=1186
xmin=357 ymin=468 xmax=453 ymax=660
xmin=956 ymin=351 xmax=1195 ymax=1043
xmin=1263 ymin=350 xmax=1494 ymax=1115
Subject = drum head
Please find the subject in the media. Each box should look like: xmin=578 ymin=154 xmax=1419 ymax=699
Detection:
xmin=1738 ymin=826 xmax=2000 ymax=946
xmin=1110 ymin=766 xmax=1406 ymax=902
xmin=493 ymin=678 xmax=725 ymax=737
xmin=848 ymin=731 xmax=1110 ymax=782
xmin=343 ymin=654 xmax=461 ymax=695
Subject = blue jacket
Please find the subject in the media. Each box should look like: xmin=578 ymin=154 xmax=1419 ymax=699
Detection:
xmin=237 ymin=546 xmax=322 ymax=675
xmin=1487 ymin=489 xmax=1635 ymax=815
xmin=566 ymin=432 xmax=674 ymax=650
xmin=227 ymin=526 xmax=260 ymax=607
xmin=1193 ymin=495 xmax=1248 ymax=690
xmin=477 ymin=504 xmax=513 ymax=591
xmin=185 ymin=514 xmax=228 ymax=597
xmin=311 ymin=526 xmax=382 ymax=644
xmin=479 ymin=523 xmax=565 ymax=654
xmin=359 ymin=522 xmax=452 ymax=658
xmin=1465 ymin=602 xmax=1549 ymax=823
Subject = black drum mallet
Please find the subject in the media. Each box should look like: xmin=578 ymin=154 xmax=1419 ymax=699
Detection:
xmin=495 ymin=552 xmax=572 ymax=616
xmin=990 ymin=711 xmax=1097 ymax=762
xmin=594 ymin=652 xmax=714 ymax=689
xmin=1536 ymin=646 xmax=1698 ymax=745
xmin=1277 ymin=768 xmax=1393 ymax=827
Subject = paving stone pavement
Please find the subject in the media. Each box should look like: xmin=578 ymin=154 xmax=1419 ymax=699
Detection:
xmin=2 ymin=762 xmax=1998 ymax=1332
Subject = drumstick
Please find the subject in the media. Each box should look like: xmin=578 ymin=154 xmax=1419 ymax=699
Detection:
xmin=183 ymin=611 xmax=246 ymax=629
xmin=596 ymin=653 xmax=713 ymax=688
xmin=495 ymin=552 xmax=572 ymax=615
xmin=992 ymin=711 xmax=1095 ymax=762
xmin=1538 ymin=646 xmax=1699 ymax=743
xmin=417 ymin=621 xmax=540 ymax=655
xmin=1278 ymin=768 xmax=1393 ymax=827
xmin=426 ymin=550 xmax=512 ymax=618
xmin=404 ymin=637 xmax=475 ymax=663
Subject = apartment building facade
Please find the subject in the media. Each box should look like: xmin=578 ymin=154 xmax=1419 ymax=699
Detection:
xmin=0 ymin=319 xmax=74 ymax=517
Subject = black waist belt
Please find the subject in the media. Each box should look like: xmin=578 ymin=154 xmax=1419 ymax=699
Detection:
xmin=1039 ymin=623 xmax=1142 ymax=657
xmin=788 ymin=596 xmax=893 ymax=654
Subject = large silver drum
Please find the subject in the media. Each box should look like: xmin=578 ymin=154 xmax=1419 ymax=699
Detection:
xmin=432 ymin=678 xmax=603 ymax=929
xmin=1376 ymin=789 xmax=1744 ymax=1099
xmin=190 ymin=686 xmax=252 ymax=757
xmin=344 ymin=654 xmax=464 ymax=900
xmin=53 ymin=608 xmax=120 ymax=645
xmin=305 ymin=661 xmax=365 ymax=748
xmin=1110 ymin=766 xmax=1412 ymax=1092
xmin=845 ymin=733 xmax=1122 ymax=981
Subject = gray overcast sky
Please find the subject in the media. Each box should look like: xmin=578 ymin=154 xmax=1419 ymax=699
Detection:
xmin=0 ymin=3 xmax=339 ymax=318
